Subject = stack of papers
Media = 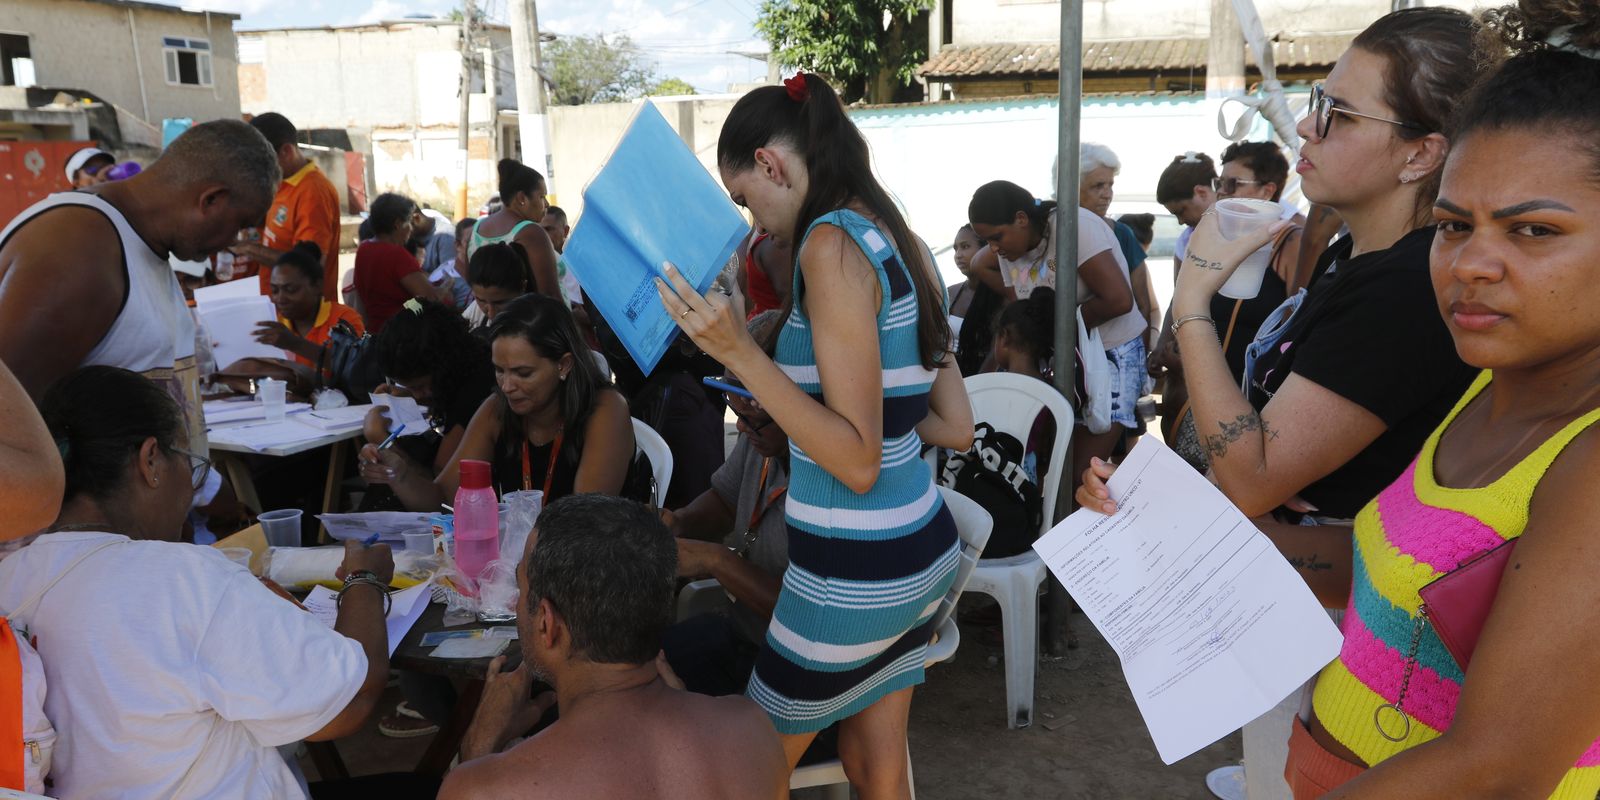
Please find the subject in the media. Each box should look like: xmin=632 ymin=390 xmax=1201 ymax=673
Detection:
xmin=204 ymin=399 xmax=312 ymax=425
xmin=563 ymin=102 xmax=750 ymax=375
xmin=206 ymin=405 xmax=372 ymax=452
xmin=194 ymin=281 xmax=285 ymax=369
xmin=302 ymin=582 xmax=432 ymax=656
xmin=297 ymin=405 xmax=374 ymax=431
xmin=1032 ymin=437 xmax=1343 ymax=764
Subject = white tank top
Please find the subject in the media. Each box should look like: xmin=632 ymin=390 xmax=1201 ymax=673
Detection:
xmin=0 ymin=192 xmax=205 ymax=449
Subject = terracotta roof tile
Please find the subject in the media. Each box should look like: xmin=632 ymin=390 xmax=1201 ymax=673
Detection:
xmin=919 ymin=33 xmax=1352 ymax=79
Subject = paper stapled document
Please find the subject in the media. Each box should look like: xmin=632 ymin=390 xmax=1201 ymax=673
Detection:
xmin=1032 ymin=437 xmax=1343 ymax=764
xmin=303 ymin=581 xmax=432 ymax=657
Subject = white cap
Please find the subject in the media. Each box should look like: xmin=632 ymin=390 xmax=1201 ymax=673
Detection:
xmin=64 ymin=147 xmax=111 ymax=182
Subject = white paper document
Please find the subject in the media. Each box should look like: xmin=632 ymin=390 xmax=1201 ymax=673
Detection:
xmin=372 ymin=394 xmax=430 ymax=434
xmin=203 ymin=399 xmax=311 ymax=425
xmin=302 ymin=581 xmax=432 ymax=656
xmin=1032 ymin=437 xmax=1343 ymax=764
xmin=197 ymin=296 xmax=285 ymax=370
xmin=317 ymin=511 xmax=435 ymax=544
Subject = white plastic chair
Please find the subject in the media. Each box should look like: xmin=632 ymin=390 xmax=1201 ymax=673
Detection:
xmin=956 ymin=372 xmax=1073 ymax=729
xmin=630 ymin=418 xmax=673 ymax=508
xmin=676 ymin=488 xmax=992 ymax=799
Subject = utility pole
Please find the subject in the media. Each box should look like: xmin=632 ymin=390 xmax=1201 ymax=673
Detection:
xmin=509 ymin=0 xmax=553 ymax=192
xmin=1207 ymin=0 xmax=1246 ymax=97
xmin=457 ymin=0 xmax=477 ymax=218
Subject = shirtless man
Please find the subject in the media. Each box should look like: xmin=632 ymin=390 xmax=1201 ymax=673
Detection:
xmin=439 ymin=494 xmax=787 ymax=800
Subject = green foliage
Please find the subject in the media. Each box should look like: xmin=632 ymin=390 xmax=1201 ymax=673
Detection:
xmin=648 ymin=77 xmax=698 ymax=97
xmin=756 ymin=0 xmax=931 ymax=103
xmin=544 ymin=34 xmax=660 ymax=106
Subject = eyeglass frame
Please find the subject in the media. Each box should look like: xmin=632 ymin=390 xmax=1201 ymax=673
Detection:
xmin=1308 ymin=83 xmax=1427 ymax=140
xmin=167 ymin=445 xmax=213 ymax=491
xmin=1211 ymin=176 xmax=1265 ymax=196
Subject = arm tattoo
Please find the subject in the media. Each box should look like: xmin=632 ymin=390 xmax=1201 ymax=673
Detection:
xmin=1286 ymin=554 xmax=1334 ymax=572
xmin=1202 ymin=412 xmax=1278 ymax=458
xmin=1186 ymin=253 xmax=1225 ymax=271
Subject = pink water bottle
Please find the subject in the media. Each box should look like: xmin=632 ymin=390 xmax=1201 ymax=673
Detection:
xmin=453 ymin=460 xmax=500 ymax=593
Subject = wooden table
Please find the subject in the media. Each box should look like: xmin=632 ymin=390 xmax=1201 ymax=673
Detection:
xmin=208 ymin=418 xmax=364 ymax=540
xmin=392 ymin=602 xmax=519 ymax=777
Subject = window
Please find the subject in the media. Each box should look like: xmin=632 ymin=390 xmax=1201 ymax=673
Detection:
xmin=162 ymin=36 xmax=212 ymax=87
xmin=1 ymin=33 xmax=33 ymax=87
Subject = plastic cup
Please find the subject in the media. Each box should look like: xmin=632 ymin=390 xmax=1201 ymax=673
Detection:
xmin=403 ymin=530 xmax=435 ymax=555
xmin=258 ymin=378 xmax=287 ymax=422
xmin=258 ymin=508 xmax=303 ymax=548
xmin=217 ymin=547 xmax=252 ymax=571
xmin=1213 ymin=198 xmax=1281 ymax=300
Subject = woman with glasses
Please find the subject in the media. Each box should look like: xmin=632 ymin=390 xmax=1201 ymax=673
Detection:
xmin=0 ymin=365 xmax=399 ymax=799
xmin=1081 ymin=8 xmax=1481 ymax=793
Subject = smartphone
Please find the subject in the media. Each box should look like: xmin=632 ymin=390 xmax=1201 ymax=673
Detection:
xmin=702 ymin=377 xmax=754 ymax=400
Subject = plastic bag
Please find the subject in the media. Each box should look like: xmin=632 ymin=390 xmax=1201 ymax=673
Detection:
xmin=262 ymin=546 xmax=435 ymax=591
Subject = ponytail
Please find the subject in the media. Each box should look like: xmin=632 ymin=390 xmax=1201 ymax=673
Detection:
xmin=718 ymin=74 xmax=952 ymax=369
xmin=967 ymin=180 xmax=1056 ymax=236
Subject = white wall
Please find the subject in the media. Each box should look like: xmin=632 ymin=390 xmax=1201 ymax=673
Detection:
xmin=0 ymin=0 xmax=240 ymax=125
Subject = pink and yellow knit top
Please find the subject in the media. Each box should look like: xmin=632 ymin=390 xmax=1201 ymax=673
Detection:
xmin=1311 ymin=371 xmax=1600 ymax=798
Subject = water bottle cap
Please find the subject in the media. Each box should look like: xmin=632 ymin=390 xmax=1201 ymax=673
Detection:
xmin=459 ymin=459 xmax=492 ymax=489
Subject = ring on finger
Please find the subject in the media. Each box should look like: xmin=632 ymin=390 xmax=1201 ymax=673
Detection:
xmin=680 ymin=309 xmax=692 ymax=319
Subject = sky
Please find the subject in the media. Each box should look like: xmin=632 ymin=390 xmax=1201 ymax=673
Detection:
xmin=183 ymin=0 xmax=770 ymax=93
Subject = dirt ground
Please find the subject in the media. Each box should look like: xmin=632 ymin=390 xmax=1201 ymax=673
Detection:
xmin=308 ymin=607 xmax=1242 ymax=798
xmin=307 ymin=419 xmax=1242 ymax=797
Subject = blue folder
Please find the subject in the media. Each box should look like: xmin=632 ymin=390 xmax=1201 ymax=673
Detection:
xmin=564 ymin=102 xmax=751 ymax=375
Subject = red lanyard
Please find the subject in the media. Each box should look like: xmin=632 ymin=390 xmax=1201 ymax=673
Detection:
xmin=747 ymin=457 xmax=788 ymax=532
xmin=521 ymin=431 xmax=563 ymax=498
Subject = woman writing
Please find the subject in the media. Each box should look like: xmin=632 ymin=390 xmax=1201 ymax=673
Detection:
xmin=361 ymin=293 xmax=634 ymax=508
xmin=0 ymin=367 xmax=394 ymax=798
xmin=468 ymin=159 xmax=561 ymax=303
xmin=656 ymin=72 xmax=973 ymax=798
xmin=353 ymin=193 xmax=453 ymax=333
xmin=254 ymin=241 xmax=365 ymax=368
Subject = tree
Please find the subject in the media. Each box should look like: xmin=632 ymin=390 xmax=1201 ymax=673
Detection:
xmin=649 ymin=77 xmax=698 ymax=97
xmin=757 ymin=0 xmax=931 ymax=104
xmin=544 ymin=34 xmax=658 ymax=105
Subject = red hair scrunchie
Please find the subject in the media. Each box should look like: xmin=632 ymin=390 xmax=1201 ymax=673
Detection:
xmin=783 ymin=72 xmax=810 ymax=103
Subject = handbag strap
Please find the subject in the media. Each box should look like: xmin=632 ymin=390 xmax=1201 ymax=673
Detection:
xmin=8 ymin=540 xmax=123 ymax=622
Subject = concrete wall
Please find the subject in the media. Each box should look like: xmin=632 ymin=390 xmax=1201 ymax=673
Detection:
xmin=951 ymin=0 xmax=1480 ymax=45
xmin=0 ymin=0 xmax=240 ymax=126
xmin=238 ymin=23 xmax=513 ymax=129
xmin=548 ymin=95 xmax=739 ymax=222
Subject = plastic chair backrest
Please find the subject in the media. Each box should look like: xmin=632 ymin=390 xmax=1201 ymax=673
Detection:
xmin=629 ymin=418 xmax=674 ymax=507
xmin=962 ymin=372 xmax=1075 ymax=539
xmin=929 ymin=486 xmax=992 ymax=633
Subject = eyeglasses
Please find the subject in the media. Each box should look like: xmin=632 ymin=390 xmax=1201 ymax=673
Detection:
xmin=1211 ymin=176 xmax=1264 ymax=195
xmin=1308 ymin=84 xmax=1426 ymax=140
xmin=168 ymin=445 xmax=213 ymax=491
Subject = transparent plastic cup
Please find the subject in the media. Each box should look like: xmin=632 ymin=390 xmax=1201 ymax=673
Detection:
xmin=258 ymin=378 xmax=287 ymax=422
xmin=217 ymin=547 xmax=252 ymax=572
xmin=258 ymin=508 xmax=303 ymax=548
xmin=1213 ymin=198 xmax=1281 ymax=300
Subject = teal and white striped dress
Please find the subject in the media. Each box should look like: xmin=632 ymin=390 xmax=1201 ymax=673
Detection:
xmin=746 ymin=209 xmax=959 ymax=734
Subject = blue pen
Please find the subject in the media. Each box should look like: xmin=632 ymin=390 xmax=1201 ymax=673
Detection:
xmin=361 ymin=532 xmax=382 ymax=548
xmin=376 ymin=423 xmax=407 ymax=451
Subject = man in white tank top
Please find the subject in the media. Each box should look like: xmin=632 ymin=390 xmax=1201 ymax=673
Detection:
xmin=0 ymin=120 xmax=281 ymax=451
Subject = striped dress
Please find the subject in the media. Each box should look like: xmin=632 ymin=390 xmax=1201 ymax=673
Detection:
xmin=1311 ymin=370 xmax=1600 ymax=797
xmin=747 ymin=209 xmax=960 ymax=734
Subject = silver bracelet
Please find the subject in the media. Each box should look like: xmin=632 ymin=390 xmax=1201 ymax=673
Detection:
xmin=337 ymin=578 xmax=392 ymax=616
xmin=1171 ymin=314 xmax=1216 ymax=335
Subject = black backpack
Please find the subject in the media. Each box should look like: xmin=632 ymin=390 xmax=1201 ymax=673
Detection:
xmin=939 ymin=422 xmax=1042 ymax=558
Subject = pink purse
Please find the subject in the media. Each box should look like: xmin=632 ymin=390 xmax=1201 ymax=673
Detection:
xmin=1417 ymin=537 xmax=1517 ymax=671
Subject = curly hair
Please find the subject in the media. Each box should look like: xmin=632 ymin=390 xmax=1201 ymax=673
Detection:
xmin=373 ymin=299 xmax=491 ymax=428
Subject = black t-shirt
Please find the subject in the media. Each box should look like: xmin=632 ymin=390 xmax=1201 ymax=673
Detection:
xmin=1210 ymin=230 xmax=1330 ymax=383
xmin=1245 ymin=226 xmax=1476 ymax=519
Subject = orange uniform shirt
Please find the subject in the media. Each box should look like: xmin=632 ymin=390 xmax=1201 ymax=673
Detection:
xmin=259 ymin=162 xmax=341 ymax=300
xmin=280 ymin=300 xmax=365 ymax=368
